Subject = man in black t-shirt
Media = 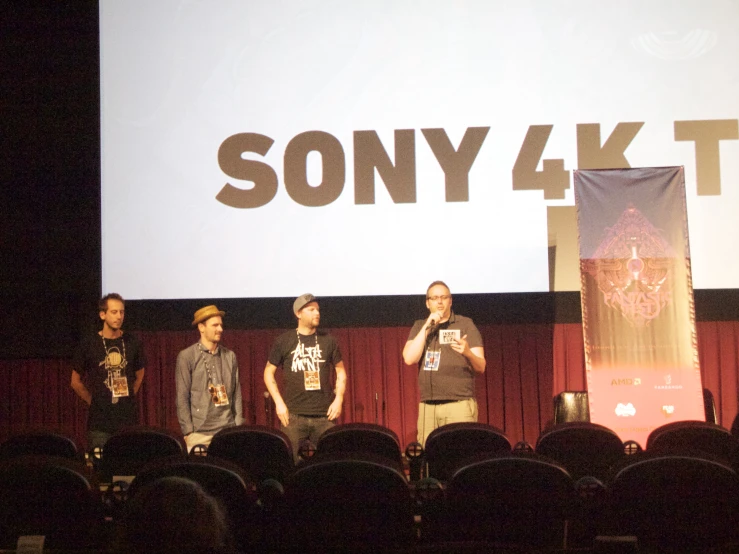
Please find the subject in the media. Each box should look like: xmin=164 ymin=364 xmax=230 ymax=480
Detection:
xmin=403 ymin=281 xmax=486 ymax=446
xmin=71 ymin=293 xmax=146 ymax=450
xmin=264 ymin=293 xmax=347 ymax=461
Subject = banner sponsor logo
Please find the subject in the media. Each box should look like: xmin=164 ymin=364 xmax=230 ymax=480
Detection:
xmin=662 ymin=405 xmax=675 ymax=417
xmin=615 ymin=427 xmax=651 ymax=434
xmin=654 ymin=374 xmax=683 ymax=390
xmin=611 ymin=378 xmax=641 ymax=386
xmin=615 ymin=403 xmax=637 ymax=417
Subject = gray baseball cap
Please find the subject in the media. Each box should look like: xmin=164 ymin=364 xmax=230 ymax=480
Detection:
xmin=293 ymin=293 xmax=317 ymax=315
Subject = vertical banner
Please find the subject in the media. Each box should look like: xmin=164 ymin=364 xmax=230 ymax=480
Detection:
xmin=574 ymin=167 xmax=704 ymax=447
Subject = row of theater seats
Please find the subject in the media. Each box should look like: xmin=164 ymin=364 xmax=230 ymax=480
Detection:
xmin=3 ymin=419 xmax=739 ymax=552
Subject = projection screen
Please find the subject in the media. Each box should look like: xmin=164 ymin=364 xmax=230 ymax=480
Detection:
xmin=99 ymin=0 xmax=739 ymax=299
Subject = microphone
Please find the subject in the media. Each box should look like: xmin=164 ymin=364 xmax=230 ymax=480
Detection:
xmin=263 ymin=391 xmax=272 ymax=425
xmin=427 ymin=311 xmax=443 ymax=330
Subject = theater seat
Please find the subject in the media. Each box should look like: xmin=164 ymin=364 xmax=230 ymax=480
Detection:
xmin=536 ymin=422 xmax=624 ymax=481
xmin=0 ymin=431 xmax=80 ymax=461
xmin=607 ymin=454 xmax=739 ymax=550
xmin=424 ymin=422 xmax=512 ymax=481
xmin=130 ymin=456 xmax=260 ymax=550
xmin=315 ymin=422 xmax=403 ymax=470
xmin=279 ymin=452 xmax=415 ymax=550
xmin=207 ymin=425 xmax=294 ymax=484
xmin=646 ymin=420 xmax=739 ymax=466
xmin=99 ymin=426 xmax=185 ymax=480
xmin=0 ymin=455 xmax=104 ymax=550
xmin=432 ymin=453 xmax=578 ymax=549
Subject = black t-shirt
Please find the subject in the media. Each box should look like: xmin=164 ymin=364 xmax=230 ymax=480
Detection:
xmin=74 ymin=332 xmax=146 ymax=433
xmin=268 ymin=330 xmax=342 ymax=416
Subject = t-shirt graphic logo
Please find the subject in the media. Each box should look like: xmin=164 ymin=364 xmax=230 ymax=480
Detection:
xmin=100 ymin=345 xmax=129 ymax=400
xmin=103 ymin=347 xmax=127 ymax=372
xmin=291 ymin=342 xmax=324 ymax=373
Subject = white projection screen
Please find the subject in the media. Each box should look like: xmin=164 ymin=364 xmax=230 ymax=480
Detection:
xmin=100 ymin=1 xmax=739 ymax=300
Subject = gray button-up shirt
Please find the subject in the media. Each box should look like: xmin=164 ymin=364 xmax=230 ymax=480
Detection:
xmin=175 ymin=342 xmax=244 ymax=435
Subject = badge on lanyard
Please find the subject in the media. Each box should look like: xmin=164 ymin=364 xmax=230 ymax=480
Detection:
xmin=424 ymin=350 xmax=441 ymax=371
xmin=304 ymin=370 xmax=321 ymax=390
xmin=209 ymin=384 xmax=230 ymax=406
xmin=102 ymin=336 xmax=129 ymax=403
xmin=111 ymin=376 xmax=130 ymax=398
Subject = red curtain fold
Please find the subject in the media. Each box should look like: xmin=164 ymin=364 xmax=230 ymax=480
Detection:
xmin=698 ymin=320 xmax=739 ymax=425
xmin=2 ymin=322 xmax=737 ymax=451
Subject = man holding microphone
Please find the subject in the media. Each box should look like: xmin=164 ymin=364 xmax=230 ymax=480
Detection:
xmin=403 ymin=281 xmax=486 ymax=446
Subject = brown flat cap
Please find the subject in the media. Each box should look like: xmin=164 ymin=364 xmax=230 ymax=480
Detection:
xmin=192 ymin=305 xmax=225 ymax=326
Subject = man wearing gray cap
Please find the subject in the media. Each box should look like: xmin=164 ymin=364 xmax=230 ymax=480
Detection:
xmin=176 ymin=305 xmax=244 ymax=452
xmin=264 ymin=294 xmax=347 ymax=461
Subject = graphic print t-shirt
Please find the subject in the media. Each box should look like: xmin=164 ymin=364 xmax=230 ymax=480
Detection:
xmin=74 ymin=332 xmax=146 ymax=433
xmin=268 ymin=330 xmax=342 ymax=415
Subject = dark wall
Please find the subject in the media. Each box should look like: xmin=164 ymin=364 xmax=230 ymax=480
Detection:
xmin=2 ymin=1 xmax=101 ymax=359
xmin=3 ymin=2 xmax=739 ymax=359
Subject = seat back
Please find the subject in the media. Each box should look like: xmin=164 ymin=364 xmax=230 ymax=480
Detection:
xmin=279 ymin=452 xmax=414 ymax=550
xmin=646 ymin=420 xmax=739 ymax=465
xmin=129 ymin=456 xmax=260 ymax=550
xmin=439 ymin=454 xmax=578 ymax=548
xmin=316 ymin=422 xmax=403 ymax=469
xmin=536 ymin=421 xmax=625 ymax=481
xmin=0 ymin=455 xmax=103 ymax=550
xmin=731 ymin=412 xmax=739 ymax=440
xmin=424 ymin=422 xmax=511 ymax=481
xmin=100 ymin=426 xmax=185 ymax=479
xmin=207 ymin=424 xmax=294 ymax=483
xmin=608 ymin=454 xmax=739 ymax=549
xmin=0 ymin=431 xmax=79 ymax=461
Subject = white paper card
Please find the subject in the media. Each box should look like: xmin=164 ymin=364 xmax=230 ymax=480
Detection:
xmin=439 ymin=329 xmax=461 ymax=345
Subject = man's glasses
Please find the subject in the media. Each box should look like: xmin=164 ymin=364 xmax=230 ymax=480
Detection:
xmin=427 ymin=295 xmax=451 ymax=302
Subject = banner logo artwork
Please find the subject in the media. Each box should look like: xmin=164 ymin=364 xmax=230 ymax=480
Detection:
xmin=582 ymin=205 xmax=675 ymax=327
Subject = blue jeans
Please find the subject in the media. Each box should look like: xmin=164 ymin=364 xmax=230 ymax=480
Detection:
xmin=282 ymin=414 xmax=335 ymax=462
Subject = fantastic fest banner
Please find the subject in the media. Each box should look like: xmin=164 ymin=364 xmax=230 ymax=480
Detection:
xmin=574 ymin=167 xmax=704 ymax=447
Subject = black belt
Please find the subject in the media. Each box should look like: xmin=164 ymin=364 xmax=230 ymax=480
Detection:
xmin=423 ymin=399 xmax=459 ymax=405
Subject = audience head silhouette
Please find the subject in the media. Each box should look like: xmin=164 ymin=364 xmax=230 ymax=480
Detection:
xmin=115 ymin=476 xmax=233 ymax=553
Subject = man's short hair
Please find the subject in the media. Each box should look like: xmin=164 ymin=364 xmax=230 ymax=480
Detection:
xmin=99 ymin=293 xmax=125 ymax=313
xmin=426 ymin=281 xmax=451 ymax=298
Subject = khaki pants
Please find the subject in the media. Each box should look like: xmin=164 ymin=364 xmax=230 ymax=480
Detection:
xmin=184 ymin=431 xmax=216 ymax=453
xmin=417 ymin=398 xmax=478 ymax=447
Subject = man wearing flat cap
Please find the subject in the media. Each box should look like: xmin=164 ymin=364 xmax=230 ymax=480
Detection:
xmin=264 ymin=294 xmax=347 ymax=461
xmin=176 ymin=305 xmax=244 ymax=451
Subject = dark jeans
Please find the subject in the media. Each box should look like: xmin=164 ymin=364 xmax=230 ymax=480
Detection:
xmin=88 ymin=430 xmax=112 ymax=451
xmin=282 ymin=414 xmax=335 ymax=462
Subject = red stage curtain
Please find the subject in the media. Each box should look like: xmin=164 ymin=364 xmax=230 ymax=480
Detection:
xmin=2 ymin=322 xmax=737 ymax=450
